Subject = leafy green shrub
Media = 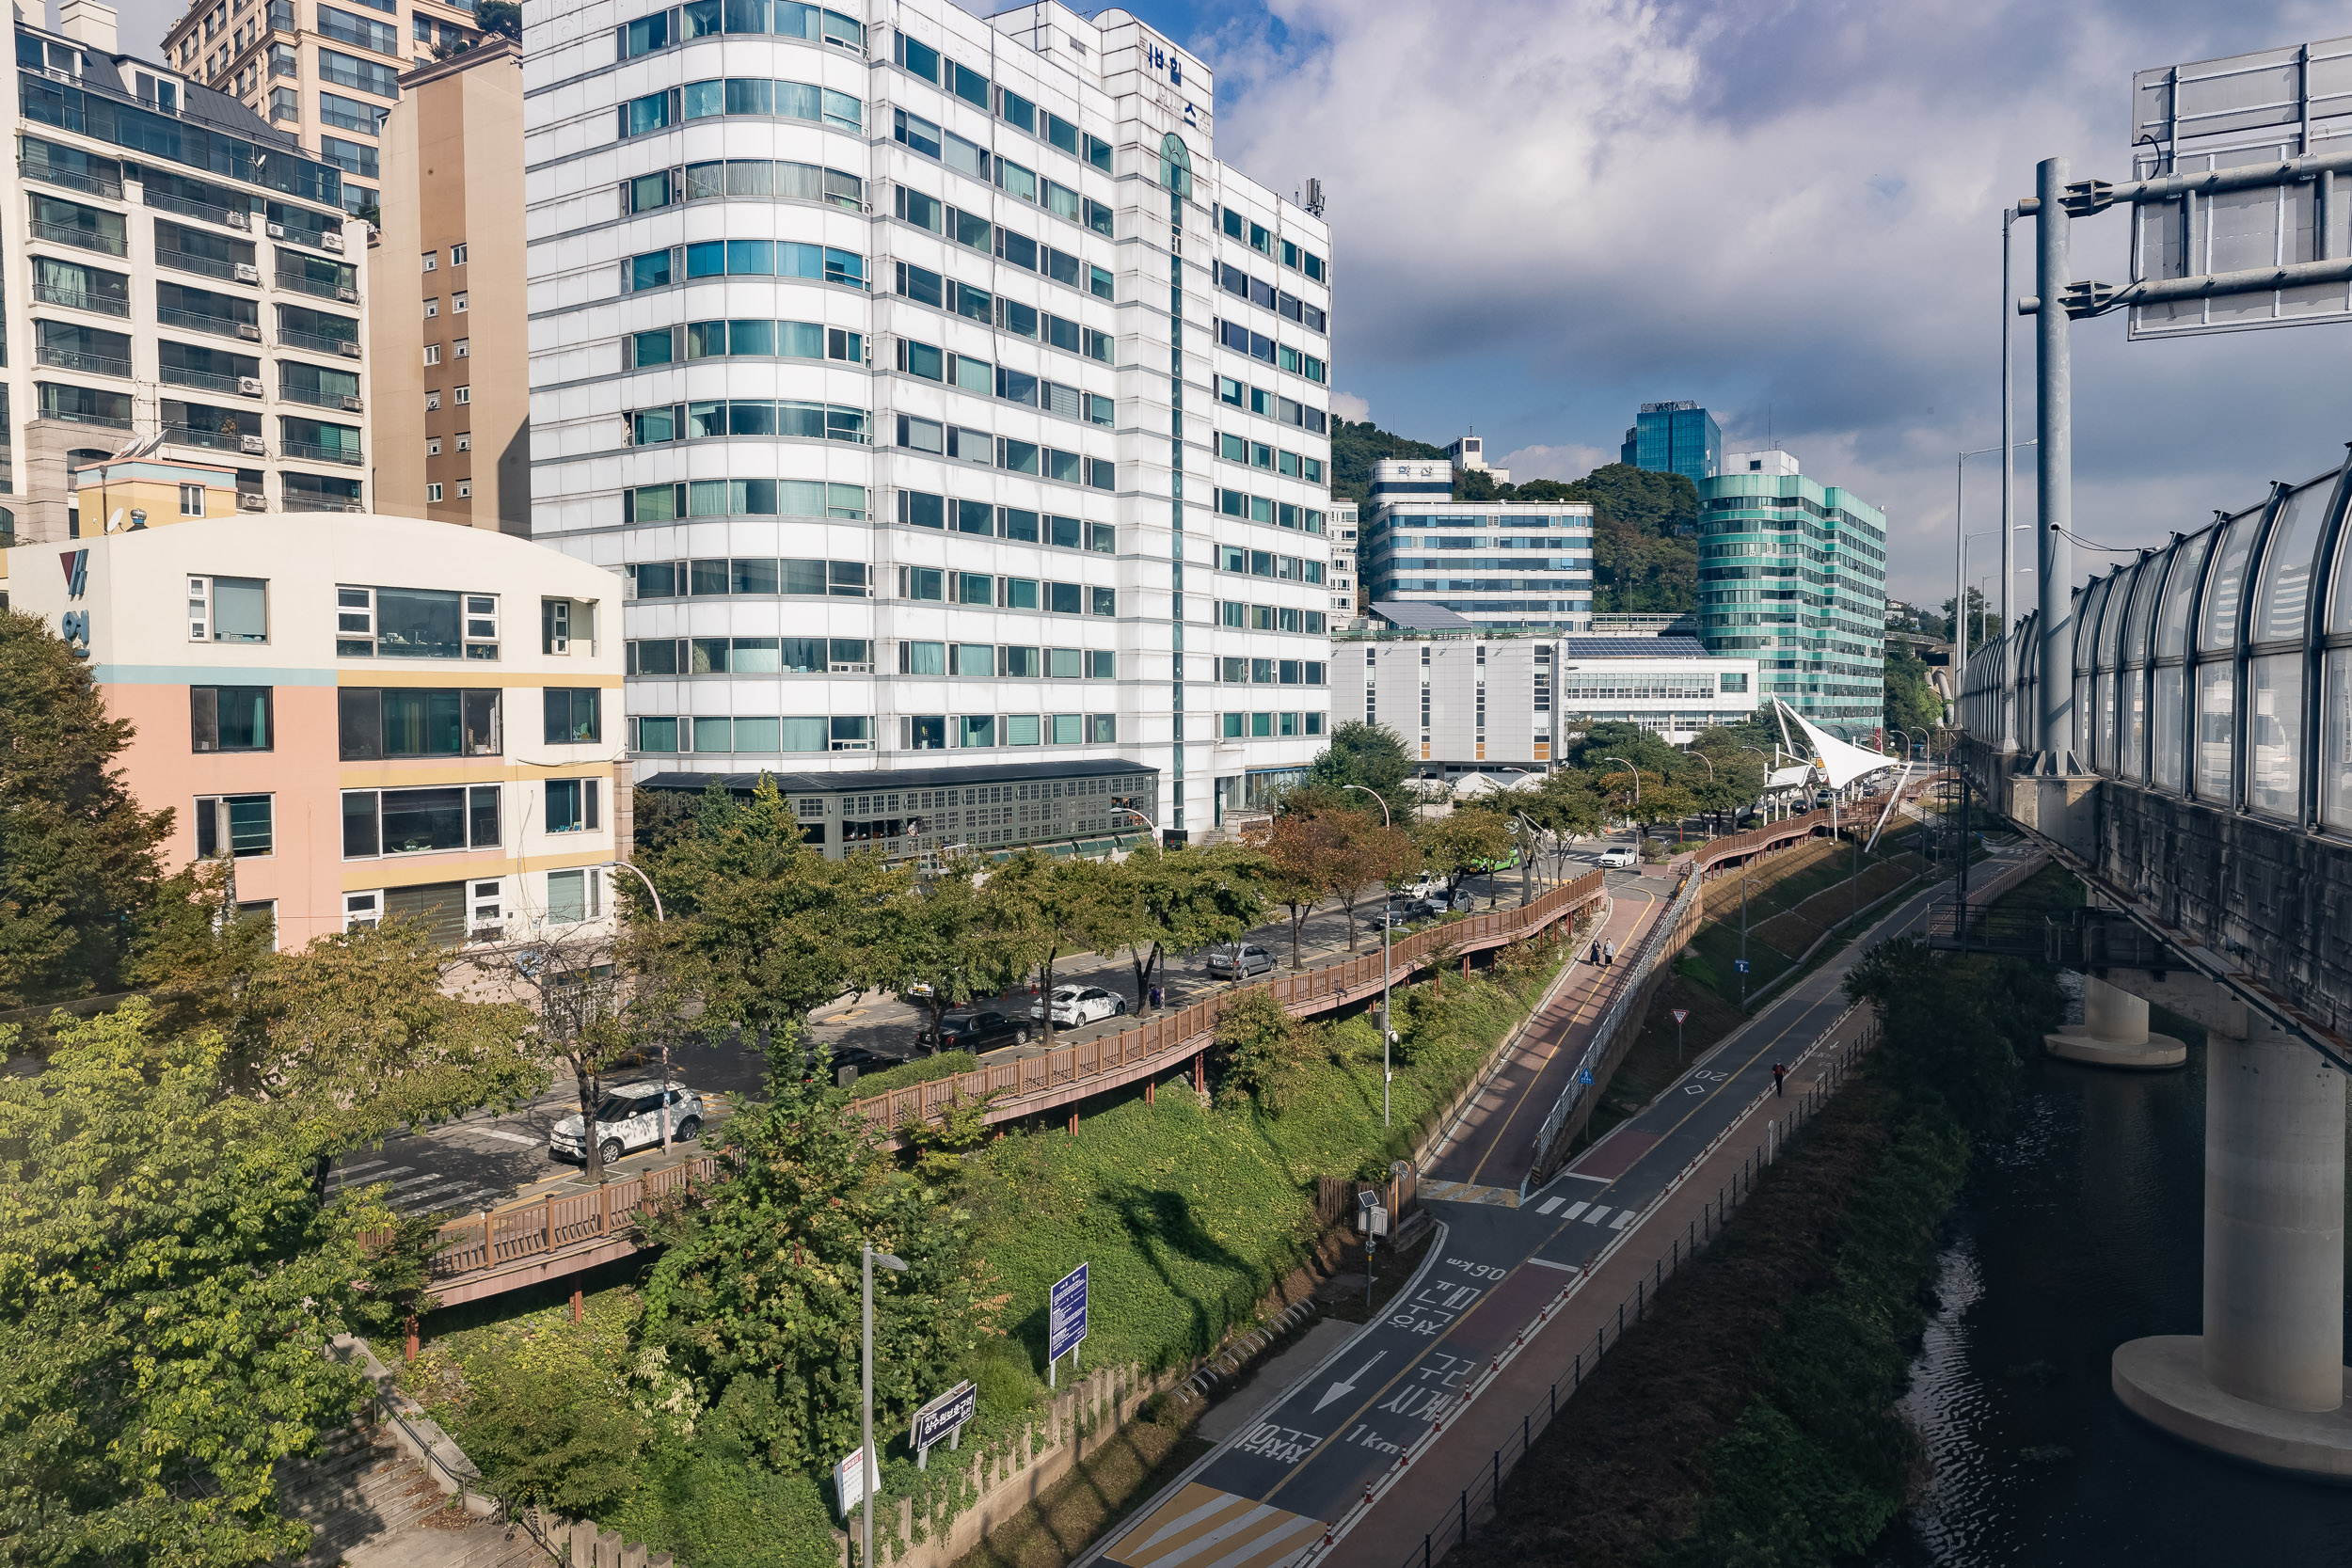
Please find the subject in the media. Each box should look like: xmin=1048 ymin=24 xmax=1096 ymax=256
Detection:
xmin=854 ymin=1050 xmax=977 ymax=1098
xmin=452 ymin=1337 xmax=648 ymax=1516
xmin=1214 ymin=990 xmax=1318 ymax=1113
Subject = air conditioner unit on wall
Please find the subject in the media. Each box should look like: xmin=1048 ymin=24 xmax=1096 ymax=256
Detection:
xmin=336 ymin=340 xmax=361 ymax=356
xmin=336 ymin=285 xmax=357 ymax=302
xmin=239 ymin=435 xmax=265 ymax=453
xmin=226 ymin=210 xmax=249 ymax=230
xmin=266 ymin=221 xmax=285 ymax=237
xmin=237 ymin=492 xmax=266 ymax=511
xmin=236 ymin=323 xmax=262 ymax=340
xmin=233 ymin=261 xmax=260 ymax=282
xmin=341 ymin=395 xmax=363 ymax=411
xmin=322 ymin=231 xmax=343 ymax=252
xmin=236 ymin=374 xmax=262 ymax=394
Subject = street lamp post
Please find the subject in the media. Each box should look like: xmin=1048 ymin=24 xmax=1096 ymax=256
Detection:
xmin=600 ymin=859 xmax=675 ymax=1151
xmin=1341 ymin=784 xmax=1393 ymax=1128
xmin=1686 ymin=750 xmax=1715 ymax=836
xmin=862 ymin=1244 xmax=908 ymax=1568
xmin=1738 ymin=745 xmax=1772 ymax=825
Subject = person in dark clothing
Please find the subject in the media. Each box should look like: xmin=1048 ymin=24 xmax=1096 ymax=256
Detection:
xmin=1149 ymin=983 xmax=1163 ymax=1011
xmin=1591 ymin=940 xmax=1604 ymax=966
xmin=1772 ymin=1062 xmax=1787 ymax=1096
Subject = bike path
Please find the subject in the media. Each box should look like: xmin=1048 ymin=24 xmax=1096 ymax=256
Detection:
xmin=1089 ymin=876 xmax=1952 ymax=1568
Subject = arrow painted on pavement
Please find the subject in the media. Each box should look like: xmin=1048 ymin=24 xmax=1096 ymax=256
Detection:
xmin=1314 ymin=1352 xmax=1386 ymax=1413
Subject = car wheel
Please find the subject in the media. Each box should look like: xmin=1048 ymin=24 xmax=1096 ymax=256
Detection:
xmin=599 ymin=1138 xmax=624 ymax=1166
xmin=676 ymin=1117 xmax=702 ymax=1142
xmin=1115 ymin=1000 xmax=1128 ymax=1015
xmin=1013 ymin=1027 xmax=1030 ymax=1045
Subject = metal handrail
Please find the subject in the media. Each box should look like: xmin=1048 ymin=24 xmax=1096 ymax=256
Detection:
xmin=161 ymin=365 xmax=258 ymax=396
xmin=157 ymin=305 xmax=258 ymax=338
xmin=279 ymin=327 xmax=360 ymax=356
xmin=28 ymin=218 xmax=124 ymax=255
xmin=20 ymin=160 xmax=121 ymax=198
xmin=281 ymin=438 xmax=363 ymax=465
xmin=32 ymin=283 xmax=130 ymax=317
xmin=156 ymin=247 xmax=250 ymax=282
xmin=35 ymin=346 xmax=131 ymax=378
xmin=144 ymin=187 xmax=249 ymax=228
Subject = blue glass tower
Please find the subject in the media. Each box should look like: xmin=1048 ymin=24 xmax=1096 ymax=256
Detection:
xmin=1620 ymin=401 xmax=1722 ymax=484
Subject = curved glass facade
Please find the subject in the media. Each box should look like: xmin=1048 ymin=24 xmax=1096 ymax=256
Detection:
xmin=1960 ymin=461 xmax=2352 ymax=832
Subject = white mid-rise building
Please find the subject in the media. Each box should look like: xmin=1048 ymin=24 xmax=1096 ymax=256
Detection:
xmin=520 ymin=0 xmax=1334 ymax=846
xmin=1338 ymin=610 xmax=1758 ymax=774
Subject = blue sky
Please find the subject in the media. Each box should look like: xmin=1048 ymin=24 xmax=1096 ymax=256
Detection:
xmin=1073 ymin=0 xmax=2352 ymax=612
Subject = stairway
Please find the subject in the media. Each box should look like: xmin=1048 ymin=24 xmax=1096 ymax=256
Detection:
xmin=274 ymin=1423 xmax=555 ymax=1568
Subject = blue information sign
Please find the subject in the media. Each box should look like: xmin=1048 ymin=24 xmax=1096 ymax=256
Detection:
xmin=1734 ymin=958 xmax=1750 ymax=974
xmin=1049 ymin=1263 xmax=1089 ymax=1362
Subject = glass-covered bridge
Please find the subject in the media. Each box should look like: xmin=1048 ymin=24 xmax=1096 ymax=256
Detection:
xmin=1958 ymin=461 xmax=2352 ymax=825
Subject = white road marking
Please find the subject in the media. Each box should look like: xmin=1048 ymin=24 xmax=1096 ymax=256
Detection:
xmin=1582 ymin=1205 xmax=1611 ymax=1226
xmin=1535 ymin=1196 xmax=1565 ymax=1215
xmin=329 ymin=1165 xmax=413 ymax=1189
xmin=1312 ymin=1352 xmax=1386 ymax=1414
xmin=466 ymin=1127 xmax=542 ymax=1147
xmin=1525 ymin=1256 xmax=1581 ymax=1273
xmin=1612 ymin=1209 xmax=1635 ymax=1229
xmin=1562 ymin=1202 xmax=1590 ymax=1221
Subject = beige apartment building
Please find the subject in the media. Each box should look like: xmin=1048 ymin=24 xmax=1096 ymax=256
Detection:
xmin=159 ymin=0 xmax=486 ymax=219
xmin=2 ymin=2 xmax=373 ymax=544
xmin=367 ymin=39 xmax=525 ymax=531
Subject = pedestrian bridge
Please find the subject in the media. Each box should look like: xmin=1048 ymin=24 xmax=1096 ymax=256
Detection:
xmin=1957 ymin=451 xmax=2352 ymax=1480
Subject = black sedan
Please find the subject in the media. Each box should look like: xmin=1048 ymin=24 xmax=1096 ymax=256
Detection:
xmin=915 ymin=1009 xmax=1033 ymax=1053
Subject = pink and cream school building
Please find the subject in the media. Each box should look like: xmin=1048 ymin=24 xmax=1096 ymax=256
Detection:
xmin=4 ymin=463 xmax=625 ymax=952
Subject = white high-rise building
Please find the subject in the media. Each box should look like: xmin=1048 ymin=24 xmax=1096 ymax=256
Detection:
xmin=521 ymin=0 xmax=1335 ymax=847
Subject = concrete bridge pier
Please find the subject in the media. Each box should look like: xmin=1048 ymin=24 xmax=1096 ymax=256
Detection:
xmin=2043 ymin=974 xmax=2185 ymax=1069
xmin=2113 ymin=1018 xmax=2352 ymax=1478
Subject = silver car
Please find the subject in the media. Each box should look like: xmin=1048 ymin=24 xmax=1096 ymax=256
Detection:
xmin=550 ymin=1083 xmax=705 ymax=1166
xmin=1206 ymin=942 xmax=1275 ymax=978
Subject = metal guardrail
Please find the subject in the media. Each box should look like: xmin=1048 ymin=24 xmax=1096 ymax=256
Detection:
xmin=850 ymin=871 xmax=1611 ymax=1135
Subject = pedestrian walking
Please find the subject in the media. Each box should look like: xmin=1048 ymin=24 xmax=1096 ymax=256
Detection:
xmin=1148 ymin=982 xmax=1163 ymax=1011
xmin=1603 ymin=940 xmax=1616 ymax=968
xmin=1590 ymin=940 xmax=1603 ymax=966
xmin=1772 ymin=1062 xmax=1786 ymax=1097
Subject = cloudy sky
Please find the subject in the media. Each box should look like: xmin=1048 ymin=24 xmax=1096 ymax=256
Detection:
xmin=1104 ymin=0 xmax=2352 ymax=613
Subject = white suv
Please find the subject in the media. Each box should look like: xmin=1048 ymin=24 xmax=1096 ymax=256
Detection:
xmin=1031 ymin=985 xmax=1127 ymax=1027
xmin=550 ymin=1083 xmax=705 ymax=1166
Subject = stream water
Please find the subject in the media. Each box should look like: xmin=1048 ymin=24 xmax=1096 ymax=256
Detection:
xmin=1876 ymin=1023 xmax=2352 ymax=1565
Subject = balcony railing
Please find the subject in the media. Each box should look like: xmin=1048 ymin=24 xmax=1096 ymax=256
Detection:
xmin=274 ymin=268 xmax=354 ymax=301
xmin=313 ymin=9 xmax=399 ymax=55
xmin=161 ymin=365 xmax=260 ymax=397
xmin=35 ymin=346 xmax=132 ymax=378
xmin=318 ymin=103 xmax=377 ymax=135
xmin=283 ymin=493 xmax=362 ymax=513
xmin=29 ymin=219 xmax=125 ymax=256
xmin=278 ymin=383 xmax=359 ymax=410
xmin=31 ymin=283 xmax=130 ymax=318
xmin=158 ymin=306 xmax=260 ymax=340
xmin=20 ymin=160 xmax=121 ymax=199
xmin=40 ymin=404 xmax=133 ymax=430
xmin=156 ymin=247 xmax=252 ymax=283
xmin=145 ymin=188 xmax=250 ymax=230
xmin=278 ymin=328 xmax=359 ymax=356
xmin=280 ymin=439 xmax=362 ymax=466
xmin=162 ymin=423 xmax=261 ymax=453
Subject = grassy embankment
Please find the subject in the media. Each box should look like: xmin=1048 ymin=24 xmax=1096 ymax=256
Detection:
xmin=402 ymin=936 xmax=1581 ymax=1568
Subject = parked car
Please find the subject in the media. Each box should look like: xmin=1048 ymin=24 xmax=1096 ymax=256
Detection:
xmin=1031 ymin=985 xmax=1127 ymax=1027
xmin=1597 ymin=846 xmax=1640 ymax=870
xmin=917 ymin=1009 xmax=1031 ymax=1053
xmin=549 ymin=1082 xmax=705 ymax=1165
xmin=1394 ymin=878 xmax=1442 ymax=904
xmin=1367 ymin=899 xmax=1438 ymax=930
xmin=1206 ymin=942 xmax=1275 ymax=979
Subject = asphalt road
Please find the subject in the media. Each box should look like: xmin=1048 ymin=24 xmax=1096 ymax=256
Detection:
xmin=1084 ymin=868 xmax=1963 ymax=1567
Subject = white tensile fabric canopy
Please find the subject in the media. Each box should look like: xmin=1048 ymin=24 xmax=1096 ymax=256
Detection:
xmin=1774 ymin=699 xmax=1899 ymax=790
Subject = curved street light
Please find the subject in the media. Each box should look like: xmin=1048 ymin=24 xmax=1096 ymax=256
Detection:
xmin=1341 ymin=784 xmax=1393 ymax=1129
xmin=598 ymin=859 xmax=676 ymax=1150
xmin=1683 ymin=750 xmax=1716 ymax=837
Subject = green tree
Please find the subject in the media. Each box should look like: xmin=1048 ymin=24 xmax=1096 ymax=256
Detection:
xmin=1322 ymin=801 xmax=1416 ymax=949
xmin=0 ymin=608 xmax=175 ymax=1008
xmin=1884 ymin=643 xmax=1945 ymax=740
xmin=1307 ymin=721 xmax=1413 ymax=821
xmin=1092 ymin=844 xmax=1270 ymax=1010
xmin=1414 ymin=807 xmax=1514 ymax=900
xmin=1249 ymin=807 xmax=1346 ymax=970
xmin=1521 ymin=769 xmax=1610 ymax=879
xmin=475 ymin=0 xmax=520 ymax=38
xmin=631 ymin=777 xmax=905 ymax=1048
xmin=982 ymin=850 xmax=1116 ymax=1050
xmin=1555 ymin=464 xmax=1700 ymax=614
xmin=637 ymin=1055 xmax=996 ymax=1473
xmin=1212 ymin=990 xmax=1317 ymax=1114
xmin=875 ymin=859 xmax=1020 ymax=1047
xmin=453 ymin=1337 xmax=646 ymax=1517
xmin=0 ymin=1005 xmax=413 ymax=1566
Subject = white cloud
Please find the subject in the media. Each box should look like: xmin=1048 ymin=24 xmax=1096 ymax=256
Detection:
xmin=1329 ymin=391 xmax=1371 ymax=423
xmin=1495 ymin=443 xmax=1613 ymax=483
xmin=1191 ymin=0 xmax=2344 ymax=608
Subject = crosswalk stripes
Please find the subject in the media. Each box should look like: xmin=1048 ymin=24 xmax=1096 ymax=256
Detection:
xmin=1611 ymin=1210 xmax=1634 ymax=1229
xmin=1104 ymin=1482 xmax=1323 ymax=1568
xmin=1561 ymin=1201 xmax=1589 ymax=1221
xmin=1581 ymin=1205 xmax=1611 ymax=1225
xmin=1535 ymin=1196 xmax=1565 ymax=1215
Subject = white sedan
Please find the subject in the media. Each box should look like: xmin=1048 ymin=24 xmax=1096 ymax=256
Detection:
xmin=1596 ymin=846 xmax=1640 ymax=869
xmin=1031 ymin=985 xmax=1129 ymax=1027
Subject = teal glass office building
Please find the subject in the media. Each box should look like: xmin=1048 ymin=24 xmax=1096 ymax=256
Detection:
xmin=1696 ymin=451 xmax=1887 ymax=739
xmin=1621 ymin=401 xmax=1722 ymax=484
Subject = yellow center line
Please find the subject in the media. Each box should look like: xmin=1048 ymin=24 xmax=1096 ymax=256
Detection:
xmin=1462 ymin=887 xmax=1660 ymax=1187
